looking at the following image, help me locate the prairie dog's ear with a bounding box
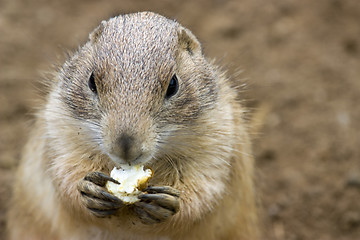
[89,20,106,43]
[178,27,202,55]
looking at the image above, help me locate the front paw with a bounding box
[77,172,124,218]
[134,186,180,224]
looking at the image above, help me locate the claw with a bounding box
[133,206,161,224]
[81,193,123,210]
[78,179,122,203]
[138,193,179,212]
[137,202,173,220]
[134,202,172,223]
[84,171,119,186]
[144,186,180,197]
[134,186,180,224]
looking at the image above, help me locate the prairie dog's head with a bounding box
[50,12,218,166]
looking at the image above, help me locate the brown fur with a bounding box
[7,12,258,240]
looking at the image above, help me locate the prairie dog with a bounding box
[7,12,258,240]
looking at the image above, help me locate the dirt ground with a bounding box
[1,0,359,239]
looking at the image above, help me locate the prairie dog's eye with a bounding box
[165,74,179,98]
[88,72,97,94]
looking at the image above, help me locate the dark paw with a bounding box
[77,172,124,218]
[134,186,180,224]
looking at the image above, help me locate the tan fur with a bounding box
[7,12,258,240]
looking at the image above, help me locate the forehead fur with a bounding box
[94,12,178,88]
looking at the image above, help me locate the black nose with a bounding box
[115,133,142,163]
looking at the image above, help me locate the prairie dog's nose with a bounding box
[114,133,142,163]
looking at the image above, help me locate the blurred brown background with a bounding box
[1,0,359,239]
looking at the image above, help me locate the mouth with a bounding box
[107,152,153,167]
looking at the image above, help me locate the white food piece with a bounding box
[106,165,153,204]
